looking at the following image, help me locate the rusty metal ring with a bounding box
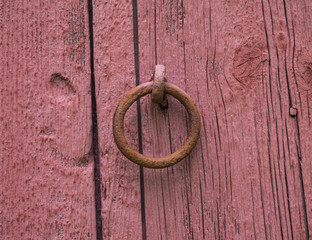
[113,81,200,168]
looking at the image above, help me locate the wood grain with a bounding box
[92,0,142,239]
[2,0,311,239]
[0,1,95,239]
[137,0,312,239]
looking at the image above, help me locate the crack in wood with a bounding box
[87,0,103,239]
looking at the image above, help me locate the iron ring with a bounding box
[113,81,200,168]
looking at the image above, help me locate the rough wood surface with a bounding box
[137,0,312,239]
[92,0,142,238]
[2,0,311,239]
[0,1,95,239]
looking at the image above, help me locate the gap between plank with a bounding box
[132,0,147,239]
[87,0,103,239]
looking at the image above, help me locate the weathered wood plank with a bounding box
[137,0,311,239]
[0,1,95,239]
[92,0,142,238]
[288,1,312,237]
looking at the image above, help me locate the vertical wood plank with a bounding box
[137,0,311,239]
[281,0,312,236]
[92,0,142,239]
[0,0,95,239]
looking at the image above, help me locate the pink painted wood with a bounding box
[135,0,312,239]
[2,0,312,239]
[93,0,142,239]
[0,0,95,239]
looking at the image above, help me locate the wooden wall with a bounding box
[0,0,95,239]
[1,0,311,239]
